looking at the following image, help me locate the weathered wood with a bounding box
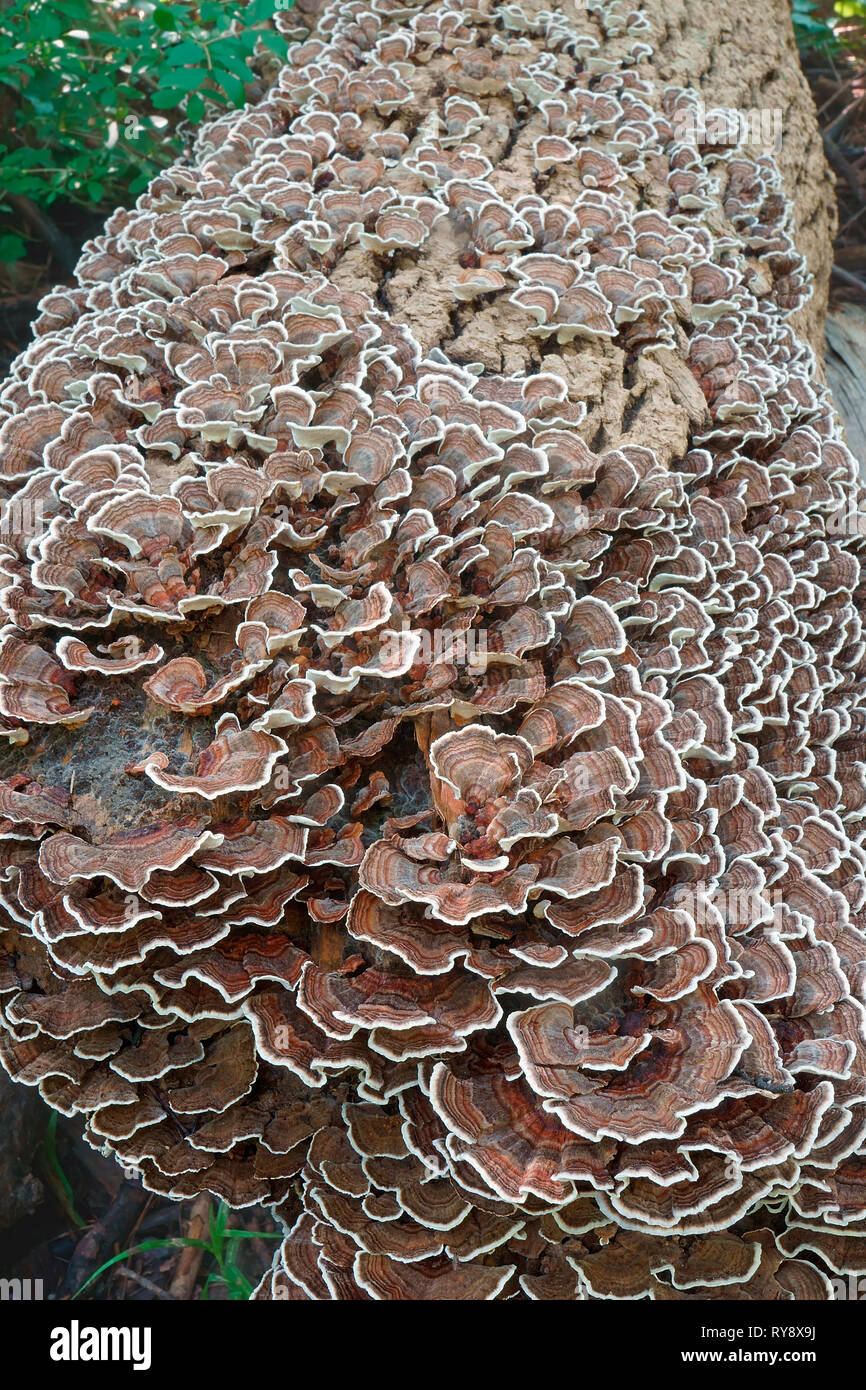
[826,300,866,477]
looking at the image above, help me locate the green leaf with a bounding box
[0,0,286,223]
[151,85,190,109]
[161,65,207,93]
[186,91,206,122]
[73,1237,210,1299]
[210,66,246,104]
[208,41,255,79]
[246,0,283,19]
[210,1201,229,1251]
[258,32,289,56]
[0,232,27,262]
[200,0,231,20]
[164,39,207,66]
[0,58,35,76]
[28,10,65,41]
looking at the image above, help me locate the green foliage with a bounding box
[792,0,839,48]
[72,1200,281,1300]
[792,0,866,52]
[0,0,293,262]
[33,1113,277,1298]
[199,1198,275,1300]
[833,0,866,47]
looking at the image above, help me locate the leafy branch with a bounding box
[0,0,295,264]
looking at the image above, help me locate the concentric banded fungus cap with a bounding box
[0,0,863,1302]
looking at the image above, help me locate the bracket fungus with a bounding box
[0,0,862,1301]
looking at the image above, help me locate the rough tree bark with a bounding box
[318,0,836,448]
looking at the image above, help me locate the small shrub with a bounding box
[0,0,293,265]
[792,0,866,53]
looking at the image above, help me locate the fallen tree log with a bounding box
[826,300,866,475]
[0,0,862,1302]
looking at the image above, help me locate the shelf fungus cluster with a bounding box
[0,0,864,1300]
